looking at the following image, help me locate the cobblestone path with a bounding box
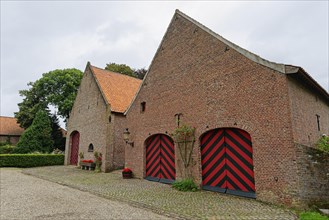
[22,166,297,219]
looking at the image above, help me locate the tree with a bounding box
[105,62,147,79]
[105,63,136,77]
[50,114,66,151]
[15,68,83,128]
[14,110,54,153]
[134,68,147,79]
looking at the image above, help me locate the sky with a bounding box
[1,1,328,124]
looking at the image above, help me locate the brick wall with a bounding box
[0,135,20,145]
[287,76,329,146]
[126,13,301,206]
[65,66,125,171]
[111,113,126,169]
[295,143,329,207]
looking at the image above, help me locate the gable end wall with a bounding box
[126,13,301,206]
[65,67,110,171]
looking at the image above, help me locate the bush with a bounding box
[15,110,53,154]
[299,211,329,220]
[316,135,329,153]
[0,154,64,167]
[0,145,16,154]
[172,179,199,192]
[0,141,10,146]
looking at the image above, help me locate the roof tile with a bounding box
[90,65,142,113]
[0,116,25,136]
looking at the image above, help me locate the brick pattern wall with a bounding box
[0,135,20,145]
[65,67,125,171]
[126,13,301,206]
[111,113,126,169]
[287,76,329,146]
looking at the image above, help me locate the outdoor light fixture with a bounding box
[123,128,134,147]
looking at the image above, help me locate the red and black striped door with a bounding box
[201,128,255,198]
[145,134,176,183]
[70,131,80,165]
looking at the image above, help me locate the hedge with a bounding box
[0,145,16,154]
[0,154,64,167]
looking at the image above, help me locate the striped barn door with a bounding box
[145,134,176,184]
[201,129,227,192]
[201,128,255,198]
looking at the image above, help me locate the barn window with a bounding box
[141,102,146,113]
[88,143,94,152]
[316,114,320,131]
[109,115,112,123]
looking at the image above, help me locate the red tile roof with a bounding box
[90,65,142,113]
[0,116,25,136]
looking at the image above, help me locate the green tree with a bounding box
[15,110,54,153]
[15,68,83,128]
[105,63,136,77]
[105,62,147,79]
[50,114,66,151]
[134,68,147,79]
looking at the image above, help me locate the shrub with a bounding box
[316,135,329,153]
[0,141,11,146]
[0,154,64,167]
[0,145,16,154]
[299,211,329,220]
[172,179,199,192]
[51,148,64,154]
[15,110,53,154]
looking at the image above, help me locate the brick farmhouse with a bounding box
[64,63,141,172]
[0,116,25,145]
[124,10,329,207]
[65,10,328,207]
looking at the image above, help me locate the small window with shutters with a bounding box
[88,143,94,152]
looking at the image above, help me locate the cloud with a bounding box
[1,1,328,119]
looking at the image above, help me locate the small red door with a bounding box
[145,134,175,183]
[70,131,80,165]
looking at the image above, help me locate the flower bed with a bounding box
[80,159,95,170]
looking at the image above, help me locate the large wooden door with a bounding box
[70,131,80,165]
[201,128,255,198]
[145,134,175,183]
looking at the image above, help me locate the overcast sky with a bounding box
[1,1,328,122]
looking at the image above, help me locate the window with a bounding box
[88,143,94,152]
[316,114,320,131]
[141,102,146,113]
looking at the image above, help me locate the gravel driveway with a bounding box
[0,168,171,220]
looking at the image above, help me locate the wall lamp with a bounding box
[123,128,134,147]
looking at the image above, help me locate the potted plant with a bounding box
[122,167,133,179]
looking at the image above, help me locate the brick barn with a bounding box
[64,62,141,172]
[124,10,329,206]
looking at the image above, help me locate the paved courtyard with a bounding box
[4,166,297,219]
[0,168,171,220]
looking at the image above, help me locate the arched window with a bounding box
[88,143,94,152]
